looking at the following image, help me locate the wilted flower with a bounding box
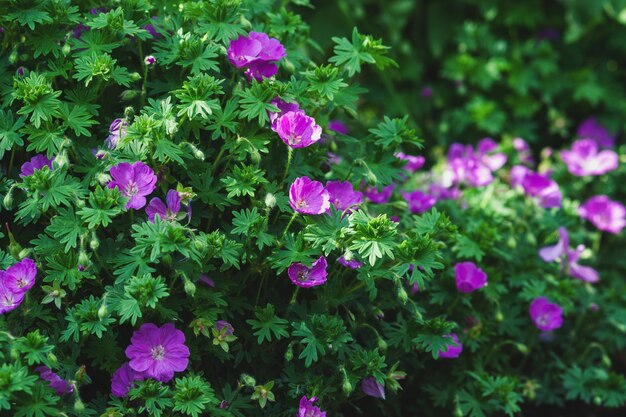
[421,86,433,98]
[272,111,322,148]
[298,396,326,417]
[530,297,563,331]
[401,190,437,214]
[327,152,342,165]
[105,118,128,149]
[576,117,614,148]
[289,177,330,215]
[338,255,363,269]
[125,323,190,382]
[146,190,181,222]
[539,227,599,283]
[395,152,425,172]
[578,195,626,234]
[364,183,394,204]
[328,120,349,135]
[4,257,36,294]
[20,154,54,178]
[454,262,487,293]
[288,256,328,288]
[111,362,145,398]
[560,139,618,176]
[198,275,215,287]
[325,180,363,212]
[361,377,385,399]
[439,333,463,359]
[108,161,157,210]
[36,366,74,396]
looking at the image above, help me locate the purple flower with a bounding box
[428,183,460,200]
[439,333,463,359]
[108,161,157,210]
[421,86,433,98]
[513,167,562,208]
[338,255,363,269]
[446,140,506,187]
[395,152,425,172]
[105,118,128,149]
[364,183,394,204]
[539,227,599,283]
[125,323,190,383]
[577,117,615,148]
[72,23,89,38]
[298,396,326,417]
[16,67,25,76]
[560,139,618,176]
[111,362,145,398]
[579,195,626,234]
[272,111,322,148]
[530,297,563,331]
[328,120,349,135]
[144,55,156,66]
[401,190,437,214]
[361,377,385,399]
[268,97,301,127]
[288,256,328,288]
[477,138,507,172]
[146,190,181,222]
[20,155,53,178]
[454,262,487,293]
[289,177,330,215]
[513,138,534,165]
[4,258,36,294]
[198,275,215,287]
[0,275,25,314]
[244,60,278,82]
[325,181,363,212]
[215,320,235,336]
[36,366,73,396]
[227,32,285,80]
[327,152,342,165]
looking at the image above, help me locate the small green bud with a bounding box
[284,343,293,361]
[184,278,196,297]
[18,248,32,259]
[495,310,504,322]
[241,373,256,387]
[74,398,85,413]
[98,302,108,320]
[75,198,85,208]
[62,43,71,56]
[47,352,58,366]
[78,251,90,267]
[602,354,612,367]
[377,337,388,351]
[96,172,111,185]
[593,396,602,406]
[129,72,142,82]
[515,343,529,355]
[120,90,140,101]
[55,151,69,168]
[264,193,276,209]
[10,348,19,360]
[3,187,13,210]
[250,149,261,164]
[9,50,18,64]
[396,285,408,304]
[342,378,353,395]
[90,233,100,250]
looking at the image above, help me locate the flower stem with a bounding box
[281,147,293,184]
[280,212,298,242]
[289,287,300,305]
[212,147,226,175]
[7,146,16,174]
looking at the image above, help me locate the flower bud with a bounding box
[602,354,612,367]
[264,193,276,209]
[90,233,100,250]
[250,149,261,164]
[372,308,385,320]
[3,186,14,209]
[129,72,142,82]
[96,173,111,185]
[396,285,408,304]
[377,337,387,351]
[78,251,90,267]
[62,43,71,56]
[47,352,58,366]
[74,398,85,413]
[515,343,529,355]
[144,55,156,66]
[284,343,293,361]
[18,248,32,259]
[342,378,353,395]
[55,152,69,168]
[165,119,178,136]
[495,310,504,322]
[120,90,140,101]
[98,302,108,320]
[241,374,256,387]
[184,278,196,297]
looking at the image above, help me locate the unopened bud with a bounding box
[96,173,111,185]
[515,343,529,355]
[98,302,108,320]
[342,378,353,395]
[144,55,156,66]
[124,107,135,119]
[3,190,13,210]
[377,338,387,351]
[241,374,256,387]
[78,251,90,267]
[396,285,408,304]
[284,343,293,361]
[264,193,276,209]
[184,278,196,297]
[74,399,85,413]
[47,352,58,366]
[90,233,100,250]
[62,43,71,56]
[495,310,504,322]
[129,72,141,82]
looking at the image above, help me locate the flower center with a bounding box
[288,134,302,145]
[150,345,166,360]
[296,270,309,282]
[124,181,139,197]
[16,277,28,288]
[166,210,177,221]
[296,199,307,209]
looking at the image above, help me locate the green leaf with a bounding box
[246,304,290,344]
[0,110,25,159]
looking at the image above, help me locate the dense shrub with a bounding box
[0,1,625,417]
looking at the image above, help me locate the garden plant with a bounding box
[1,0,626,416]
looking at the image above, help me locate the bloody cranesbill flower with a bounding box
[298,396,326,417]
[215,320,235,336]
[227,32,285,81]
[576,117,615,148]
[338,255,363,269]
[146,190,181,222]
[439,333,463,359]
[272,111,322,148]
[325,180,363,212]
[511,166,562,209]
[0,275,25,314]
[578,195,626,234]
[108,161,157,210]
[288,256,328,288]
[4,257,36,294]
[245,60,278,82]
[111,362,145,397]
[36,366,74,396]
[539,227,599,283]
[364,183,394,204]
[530,297,563,331]
[361,377,386,399]
[401,190,437,214]
[20,154,53,178]
[428,183,460,201]
[125,323,190,382]
[328,120,349,135]
[289,177,330,215]
[560,139,618,176]
[395,152,425,172]
[105,118,128,149]
[454,262,487,293]
[268,97,301,127]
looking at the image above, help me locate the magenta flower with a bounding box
[328,120,349,135]
[361,377,385,399]
[401,190,437,214]
[454,262,487,293]
[272,111,322,148]
[338,255,363,269]
[245,60,278,82]
[108,161,157,210]
[325,181,363,212]
[4,257,36,294]
[215,320,235,336]
[268,97,301,127]
[227,32,285,81]
[364,183,394,204]
[577,117,615,148]
[36,366,74,396]
[125,323,190,383]
[146,190,181,222]
[327,152,342,165]
[513,137,534,165]
[512,167,562,209]
[298,396,326,417]
[560,139,618,176]
[530,297,563,331]
[144,55,156,66]
[579,195,626,234]
[111,362,145,397]
[288,256,328,288]
[20,155,53,178]
[0,276,25,314]
[446,140,506,187]
[395,152,425,172]
[428,183,460,201]
[476,138,507,172]
[439,333,463,359]
[289,177,330,215]
[105,118,128,149]
[539,227,599,283]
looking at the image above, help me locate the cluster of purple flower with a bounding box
[0,258,37,314]
[227,32,286,81]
